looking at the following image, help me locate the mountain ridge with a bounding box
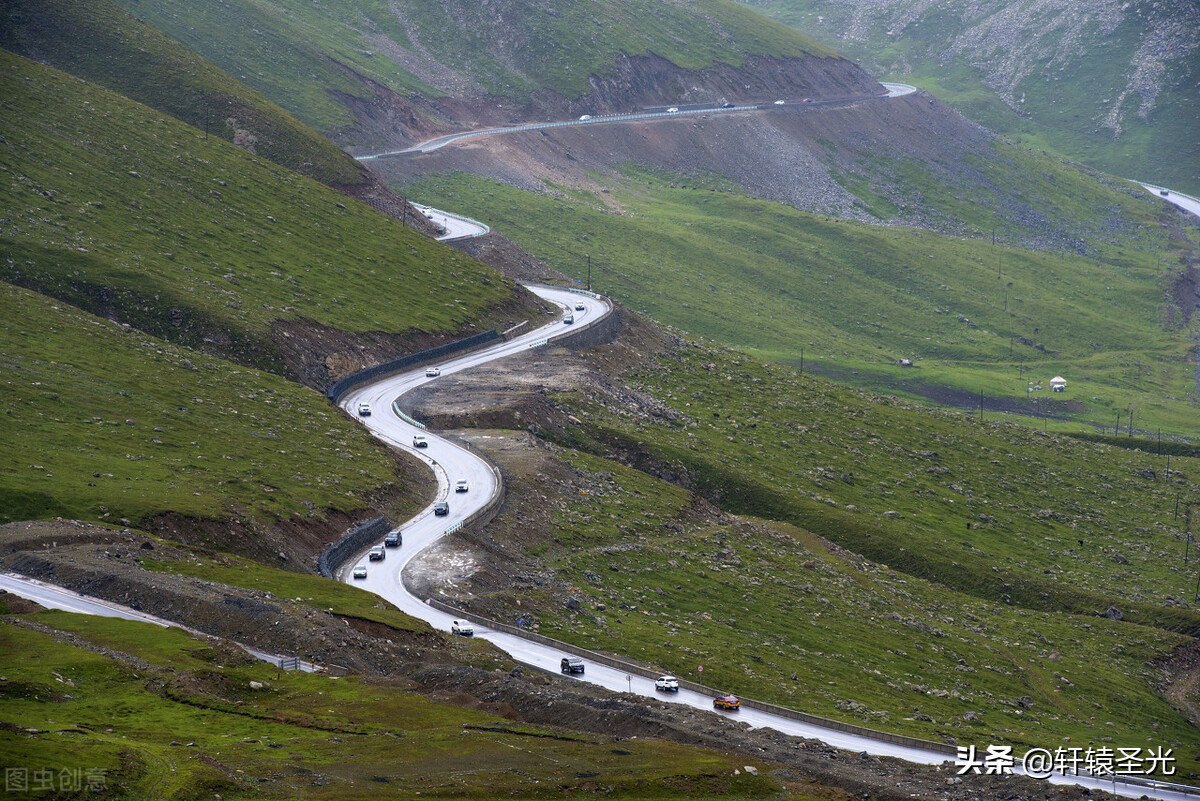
[738,0,1200,195]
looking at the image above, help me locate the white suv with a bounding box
[655,675,679,692]
[451,620,474,636]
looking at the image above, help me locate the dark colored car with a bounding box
[433,501,449,516]
[384,530,402,548]
[560,657,585,674]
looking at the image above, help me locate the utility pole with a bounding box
[1186,504,1193,566]
[587,254,591,292]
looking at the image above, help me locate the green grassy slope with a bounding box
[0,612,784,799]
[553,343,1200,633]
[109,0,427,134]
[512,446,1196,777]
[386,0,833,97]
[738,0,1200,197]
[0,281,397,527]
[407,169,1200,437]
[0,0,368,187]
[110,0,833,132]
[0,50,524,377]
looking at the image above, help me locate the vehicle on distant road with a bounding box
[454,479,469,493]
[667,107,678,113]
[1160,189,1170,196]
[561,657,586,674]
[357,402,371,416]
[574,302,585,311]
[713,694,741,710]
[802,98,813,104]
[433,501,449,516]
[352,564,368,580]
[368,546,385,561]
[413,434,428,448]
[655,675,680,692]
[451,620,474,636]
[384,530,402,548]
[425,367,441,377]
[563,314,574,325]
[774,100,785,105]
[721,102,734,108]
[579,114,592,121]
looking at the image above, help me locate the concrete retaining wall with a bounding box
[317,516,392,579]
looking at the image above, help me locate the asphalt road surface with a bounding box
[335,286,1197,800]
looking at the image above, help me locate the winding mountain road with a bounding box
[333,283,1198,800]
[4,77,1197,796]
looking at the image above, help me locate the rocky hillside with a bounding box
[738,0,1200,194]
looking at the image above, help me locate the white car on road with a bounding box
[655,675,680,692]
[425,367,441,377]
[451,620,474,636]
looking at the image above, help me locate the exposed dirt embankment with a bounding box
[342,52,882,151]
[414,666,1109,801]
[572,53,881,116]
[2,517,1117,800]
[0,520,451,675]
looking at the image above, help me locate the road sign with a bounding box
[697,664,704,673]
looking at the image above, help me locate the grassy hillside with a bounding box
[0,281,398,527]
[110,0,834,132]
[0,0,368,186]
[407,168,1200,437]
[553,342,1200,631]
[0,50,529,378]
[738,0,1200,197]
[511,445,1196,777]
[0,611,784,799]
[383,0,833,97]
[434,336,1200,777]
